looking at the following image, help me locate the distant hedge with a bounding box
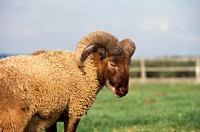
[0,54,9,59]
[0,54,17,59]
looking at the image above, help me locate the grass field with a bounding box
[56,83,200,132]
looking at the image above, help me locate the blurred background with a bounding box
[0,0,199,58]
[0,1,200,131]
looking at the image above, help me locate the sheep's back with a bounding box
[0,51,74,117]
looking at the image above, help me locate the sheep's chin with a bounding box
[105,80,121,98]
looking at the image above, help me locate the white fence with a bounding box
[129,57,200,84]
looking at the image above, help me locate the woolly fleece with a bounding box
[0,50,101,131]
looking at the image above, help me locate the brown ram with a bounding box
[0,31,135,132]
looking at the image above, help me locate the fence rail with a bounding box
[130,57,200,84]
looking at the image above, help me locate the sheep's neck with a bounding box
[92,53,106,87]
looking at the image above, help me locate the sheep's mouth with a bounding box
[105,80,126,98]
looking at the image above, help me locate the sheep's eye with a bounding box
[109,61,116,67]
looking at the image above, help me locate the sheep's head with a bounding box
[75,31,136,98]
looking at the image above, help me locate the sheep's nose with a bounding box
[119,88,128,96]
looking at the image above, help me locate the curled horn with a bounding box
[119,38,136,57]
[75,31,123,67]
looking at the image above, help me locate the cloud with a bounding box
[0,13,39,39]
[176,34,200,42]
[176,22,186,31]
[172,21,200,42]
[139,17,170,33]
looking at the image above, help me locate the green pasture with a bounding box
[56,83,200,132]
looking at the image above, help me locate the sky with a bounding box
[0,0,200,59]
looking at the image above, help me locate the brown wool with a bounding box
[0,50,101,131]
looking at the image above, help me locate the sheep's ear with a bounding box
[97,48,107,60]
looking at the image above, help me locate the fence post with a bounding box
[140,57,146,83]
[195,57,200,84]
